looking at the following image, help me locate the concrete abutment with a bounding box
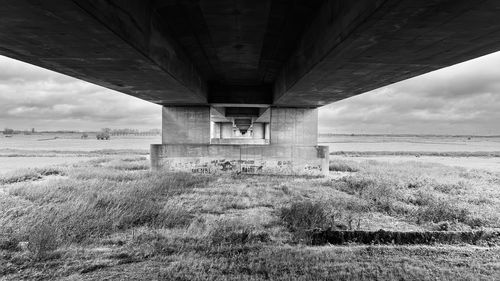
[151,106,329,175]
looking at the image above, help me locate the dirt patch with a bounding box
[309,229,500,245]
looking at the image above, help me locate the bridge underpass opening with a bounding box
[210,106,270,145]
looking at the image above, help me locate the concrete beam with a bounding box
[274,0,500,107]
[0,0,207,105]
[225,107,261,118]
[255,108,271,123]
[208,84,272,106]
[5,1,500,108]
[210,107,230,123]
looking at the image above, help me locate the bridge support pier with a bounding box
[151,106,329,175]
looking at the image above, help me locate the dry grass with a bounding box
[325,158,500,231]
[0,167,66,184]
[332,150,500,157]
[1,156,499,280]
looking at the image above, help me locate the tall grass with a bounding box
[1,156,500,279]
[207,218,270,246]
[329,160,359,172]
[279,201,334,242]
[0,167,66,184]
[2,170,210,246]
[325,159,499,229]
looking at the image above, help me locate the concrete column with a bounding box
[221,122,233,138]
[150,144,162,170]
[211,122,221,139]
[270,108,318,146]
[264,123,270,140]
[162,106,210,144]
[252,123,265,139]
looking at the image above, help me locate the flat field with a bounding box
[321,134,500,172]
[320,134,500,152]
[1,154,499,280]
[0,134,158,173]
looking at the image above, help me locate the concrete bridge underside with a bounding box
[1,0,500,174]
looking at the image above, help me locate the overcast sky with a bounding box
[1,52,500,134]
[319,51,500,135]
[0,55,161,131]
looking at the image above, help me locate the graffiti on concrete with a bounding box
[151,144,328,175]
[241,164,263,173]
[160,157,323,175]
[304,164,321,171]
[211,159,236,171]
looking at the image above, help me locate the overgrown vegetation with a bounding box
[1,156,499,280]
[326,159,500,231]
[3,172,209,245]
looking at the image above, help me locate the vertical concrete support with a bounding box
[270,108,318,145]
[162,106,210,144]
[211,122,221,139]
[150,144,162,171]
[221,122,233,138]
[252,123,265,139]
[264,123,270,140]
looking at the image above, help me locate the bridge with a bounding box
[1,0,500,174]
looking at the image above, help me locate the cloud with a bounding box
[0,55,161,131]
[2,48,500,135]
[319,51,500,135]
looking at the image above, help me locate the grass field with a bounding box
[1,155,499,280]
[0,134,155,173]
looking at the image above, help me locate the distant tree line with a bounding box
[105,128,161,136]
[3,128,14,135]
[2,127,160,136]
[2,128,37,135]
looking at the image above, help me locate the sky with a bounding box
[0,55,161,131]
[319,51,500,135]
[1,52,500,134]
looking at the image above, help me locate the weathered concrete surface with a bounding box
[211,122,222,139]
[270,108,318,145]
[274,0,500,106]
[162,107,210,144]
[0,0,206,105]
[220,123,234,139]
[150,144,329,175]
[252,123,266,139]
[2,1,500,107]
